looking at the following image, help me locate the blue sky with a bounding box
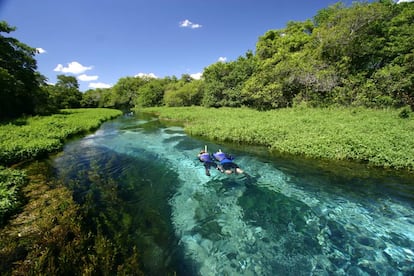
[0,0,386,91]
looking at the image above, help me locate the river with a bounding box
[51,112,414,275]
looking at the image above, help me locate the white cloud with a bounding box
[218,56,227,62]
[78,74,99,82]
[397,0,413,3]
[135,72,158,79]
[190,72,202,80]
[88,82,112,89]
[36,48,46,54]
[54,61,93,74]
[179,19,202,29]
[190,23,202,29]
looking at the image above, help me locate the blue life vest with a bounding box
[220,158,232,164]
[213,152,226,161]
[199,152,211,162]
[214,152,233,164]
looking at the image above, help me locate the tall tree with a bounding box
[0,21,44,118]
[164,76,203,107]
[50,75,82,108]
[202,51,256,107]
[111,76,145,109]
[245,21,315,109]
[135,78,168,107]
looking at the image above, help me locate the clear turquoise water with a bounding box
[52,113,414,275]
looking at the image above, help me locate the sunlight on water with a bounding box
[54,115,414,275]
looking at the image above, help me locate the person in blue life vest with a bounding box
[213,149,244,175]
[198,149,218,176]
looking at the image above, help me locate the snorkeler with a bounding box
[197,147,218,176]
[213,149,244,174]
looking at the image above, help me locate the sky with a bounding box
[1,0,405,91]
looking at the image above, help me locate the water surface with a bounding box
[53,113,414,275]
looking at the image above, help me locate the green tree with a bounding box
[135,78,168,107]
[244,21,315,109]
[312,0,413,108]
[202,52,256,107]
[50,75,82,108]
[244,0,413,109]
[0,21,44,118]
[81,88,101,107]
[111,76,145,109]
[164,76,203,107]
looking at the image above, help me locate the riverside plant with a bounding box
[141,106,414,171]
[0,108,122,165]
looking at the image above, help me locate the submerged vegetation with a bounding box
[0,161,145,275]
[0,108,121,211]
[142,106,414,171]
[0,108,174,274]
[0,108,147,275]
[0,167,27,226]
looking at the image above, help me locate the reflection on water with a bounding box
[52,113,414,275]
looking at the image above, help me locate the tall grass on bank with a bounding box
[141,106,414,170]
[0,108,122,166]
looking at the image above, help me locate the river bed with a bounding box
[51,113,414,275]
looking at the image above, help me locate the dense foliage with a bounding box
[2,1,412,116]
[142,106,414,171]
[0,21,94,119]
[82,74,202,109]
[0,21,45,118]
[204,0,414,110]
[46,75,83,109]
[82,0,413,111]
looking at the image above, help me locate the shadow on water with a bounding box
[49,112,414,275]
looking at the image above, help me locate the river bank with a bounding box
[1,108,122,224]
[1,110,413,274]
[0,108,147,274]
[0,108,122,166]
[140,106,414,172]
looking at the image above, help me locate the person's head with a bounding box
[199,150,206,154]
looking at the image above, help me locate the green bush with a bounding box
[398,106,411,119]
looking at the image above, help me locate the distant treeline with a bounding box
[1,0,413,119]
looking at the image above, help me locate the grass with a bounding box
[0,108,122,166]
[140,106,414,171]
